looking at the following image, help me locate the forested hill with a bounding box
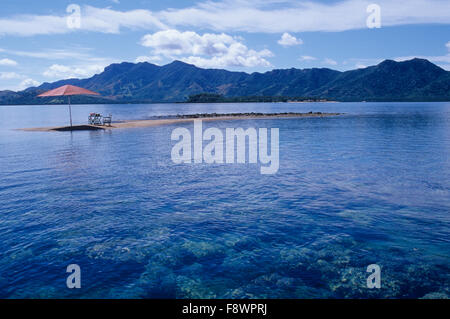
[1,58,449,105]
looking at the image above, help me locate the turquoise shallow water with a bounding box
[0,102,449,298]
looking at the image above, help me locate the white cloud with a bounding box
[323,58,338,66]
[278,33,303,47]
[0,5,166,37]
[140,29,273,68]
[300,55,317,61]
[0,1,449,37]
[141,30,236,56]
[80,6,167,34]
[19,78,40,89]
[43,64,106,79]
[159,0,450,33]
[0,48,117,68]
[0,72,22,79]
[135,55,162,64]
[0,58,18,66]
[2,48,118,75]
[181,47,273,68]
[341,58,383,69]
[0,72,36,91]
[446,41,450,51]
[5,48,92,60]
[0,15,68,37]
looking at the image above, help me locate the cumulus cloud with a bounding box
[278,33,303,47]
[140,29,273,68]
[323,58,338,66]
[141,30,236,56]
[19,78,40,89]
[43,64,106,79]
[0,58,18,66]
[0,71,39,90]
[181,47,273,68]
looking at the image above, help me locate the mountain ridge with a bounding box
[1,58,449,104]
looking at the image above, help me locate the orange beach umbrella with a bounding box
[38,85,100,128]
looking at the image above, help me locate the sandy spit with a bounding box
[19,112,342,132]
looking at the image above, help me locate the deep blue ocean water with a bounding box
[0,102,449,298]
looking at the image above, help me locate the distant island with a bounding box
[1,58,449,105]
[185,93,331,103]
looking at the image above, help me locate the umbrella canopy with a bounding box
[38,85,100,97]
[37,85,100,128]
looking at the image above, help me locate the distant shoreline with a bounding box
[6,100,450,107]
[1,100,339,106]
[19,112,343,132]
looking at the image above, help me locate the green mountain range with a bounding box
[0,58,449,105]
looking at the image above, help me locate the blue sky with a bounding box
[0,0,449,91]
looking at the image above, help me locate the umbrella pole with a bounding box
[68,96,73,128]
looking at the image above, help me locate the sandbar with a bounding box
[19,112,342,132]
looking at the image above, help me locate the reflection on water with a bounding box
[0,102,449,298]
